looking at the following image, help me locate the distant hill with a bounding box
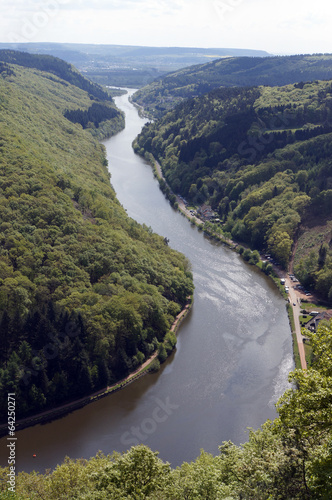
[132,54,332,118]
[0,42,270,87]
[135,79,332,301]
[0,49,113,102]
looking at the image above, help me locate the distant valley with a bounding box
[0,46,331,499]
[132,53,332,117]
[0,42,270,88]
[134,59,332,303]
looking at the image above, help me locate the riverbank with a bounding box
[1,90,293,471]
[138,150,241,249]
[128,95,151,119]
[0,298,192,438]
[138,150,311,371]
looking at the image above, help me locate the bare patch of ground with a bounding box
[293,215,332,269]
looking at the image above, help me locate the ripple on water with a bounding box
[268,353,295,408]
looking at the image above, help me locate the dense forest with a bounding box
[1,317,331,498]
[135,80,332,301]
[0,50,113,102]
[132,54,332,118]
[0,50,331,499]
[63,102,123,138]
[0,55,193,420]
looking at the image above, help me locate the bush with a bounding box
[243,249,252,261]
[158,344,168,363]
[164,331,177,354]
[250,250,260,264]
[263,262,273,275]
[149,358,161,372]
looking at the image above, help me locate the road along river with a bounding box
[0,89,294,473]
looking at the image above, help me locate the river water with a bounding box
[0,89,294,473]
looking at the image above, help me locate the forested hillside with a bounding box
[132,54,332,118]
[0,50,113,102]
[0,57,193,420]
[1,317,331,498]
[135,80,332,300]
[0,42,270,88]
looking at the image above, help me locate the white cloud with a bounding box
[0,0,331,54]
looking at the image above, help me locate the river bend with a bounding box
[0,89,294,472]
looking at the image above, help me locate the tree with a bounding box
[250,250,260,264]
[0,59,194,422]
[318,243,329,269]
[262,261,273,275]
[158,343,167,363]
[169,449,231,499]
[94,445,171,499]
[296,170,308,191]
[315,269,332,298]
[267,230,292,267]
[0,311,10,364]
[218,423,312,499]
[275,321,332,497]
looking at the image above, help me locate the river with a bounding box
[0,89,294,473]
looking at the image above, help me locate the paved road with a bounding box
[154,158,307,370]
[176,197,203,225]
[285,276,307,370]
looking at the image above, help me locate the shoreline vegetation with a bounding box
[129,95,151,119]
[135,148,316,371]
[0,296,193,438]
[1,60,331,499]
[0,57,194,433]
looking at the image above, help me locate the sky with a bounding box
[1,0,332,55]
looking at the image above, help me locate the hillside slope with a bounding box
[0,59,193,420]
[0,49,113,102]
[135,80,332,300]
[132,54,332,118]
[0,42,270,87]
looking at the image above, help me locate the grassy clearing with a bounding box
[293,220,332,269]
[304,341,314,367]
[299,314,314,326]
[292,333,301,370]
[287,304,295,333]
[301,301,329,311]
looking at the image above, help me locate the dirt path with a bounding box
[154,160,164,180]
[0,300,192,436]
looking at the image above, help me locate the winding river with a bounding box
[0,89,294,473]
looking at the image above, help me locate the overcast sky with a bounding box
[1,0,331,55]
